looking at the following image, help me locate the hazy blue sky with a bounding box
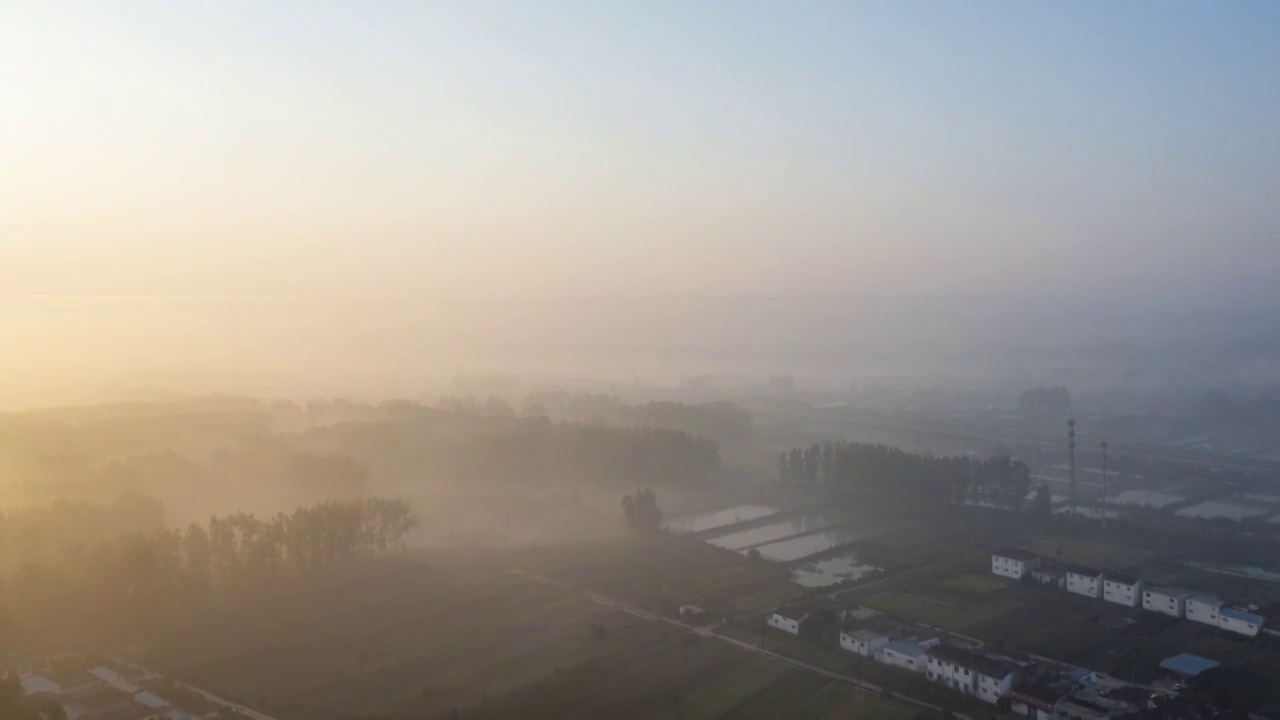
[5,1,1278,302]
[3,2,1280,405]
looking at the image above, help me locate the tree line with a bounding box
[776,441,1031,510]
[0,496,416,650]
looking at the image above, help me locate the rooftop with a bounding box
[1103,573,1140,586]
[994,547,1041,561]
[1146,586,1194,599]
[1158,653,1220,678]
[1065,563,1103,577]
[1188,593,1223,607]
[927,645,1017,678]
[883,640,927,658]
[1221,606,1263,624]
[844,628,889,641]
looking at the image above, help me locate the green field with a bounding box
[858,590,1024,632]
[1020,535,1155,571]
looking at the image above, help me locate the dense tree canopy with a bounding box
[775,441,1031,510]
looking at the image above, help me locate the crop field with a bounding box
[144,552,676,720]
[517,534,802,616]
[1020,535,1156,571]
[475,634,919,720]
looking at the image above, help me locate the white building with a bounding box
[925,645,1019,704]
[1220,607,1264,637]
[1031,564,1066,589]
[1101,575,1144,607]
[767,607,808,635]
[1065,565,1103,599]
[875,639,934,673]
[991,548,1041,580]
[840,629,890,657]
[1142,587,1192,618]
[1185,594,1223,627]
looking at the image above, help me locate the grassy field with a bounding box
[1020,535,1155,571]
[515,533,803,617]
[475,631,920,720]
[145,550,677,719]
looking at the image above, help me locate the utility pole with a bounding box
[1068,419,1077,524]
[1100,439,1108,530]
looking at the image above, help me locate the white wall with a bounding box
[768,614,800,635]
[1067,574,1101,598]
[1186,598,1221,626]
[840,633,888,656]
[1102,580,1142,607]
[1142,591,1185,618]
[877,648,925,673]
[1220,614,1262,637]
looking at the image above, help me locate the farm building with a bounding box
[924,645,1019,704]
[1219,607,1263,637]
[1065,565,1103,599]
[875,638,937,673]
[991,548,1041,580]
[1101,574,1144,607]
[1143,587,1192,618]
[1158,653,1219,679]
[1030,564,1066,589]
[1012,683,1065,720]
[1185,594,1222,626]
[839,628,890,657]
[1054,690,1133,720]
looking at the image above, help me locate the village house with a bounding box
[1012,683,1066,720]
[1054,690,1133,720]
[1101,574,1144,607]
[839,628,890,657]
[924,645,1020,703]
[1065,565,1104,599]
[1143,587,1193,618]
[1184,594,1223,627]
[992,548,1042,580]
[874,638,938,673]
[767,603,815,635]
[1031,564,1067,589]
[1219,607,1264,637]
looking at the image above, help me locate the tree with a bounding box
[1031,483,1053,522]
[621,489,663,533]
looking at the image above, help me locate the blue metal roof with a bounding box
[884,640,926,658]
[1159,653,1220,677]
[1221,607,1263,624]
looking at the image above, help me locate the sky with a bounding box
[2,2,1280,403]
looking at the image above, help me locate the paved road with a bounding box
[109,658,278,720]
[508,569,970,720]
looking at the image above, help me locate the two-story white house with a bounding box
[925,645,1019,704]
[991,548,1042,580]
[1142,586,1192,618]
[1065,565,1104,599]
[1219,607,1264,637]
[1185,593,1223,627]
[840,628,890,657]
[875,638,938,673]
[1101,574,1144,607]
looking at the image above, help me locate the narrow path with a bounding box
[108,657,279,720]
[508,569,970,720]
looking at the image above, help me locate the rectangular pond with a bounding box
[1175,501,1270,520]
[706,511,846,550]
[1108,490,1185,508]
[752,518,901,562]
[791,553,879,588]
[665,504,779,534]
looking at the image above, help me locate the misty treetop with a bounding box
[775,441,1031,510]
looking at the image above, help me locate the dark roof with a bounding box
[1012,684,1065,711]
[927,645,1017,678]
[1221,606,1264,624]
[994,547,1041,562]
[1103,572,1140,586]
[1065,563,1103,577]
[775,599,828,620]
